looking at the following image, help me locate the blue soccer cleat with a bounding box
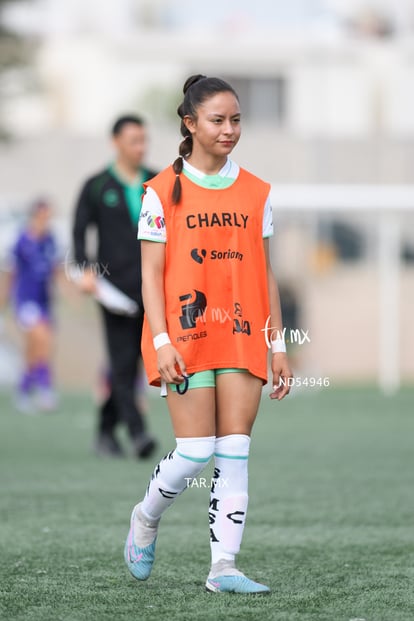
[124,504,159,581]
[205,560,270,594]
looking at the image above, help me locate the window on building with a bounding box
[223,76,287,125]
[401,241,414,264]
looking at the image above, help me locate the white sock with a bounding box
[140,436,215,521]
[209,434,250,566]
[133,504,160,547]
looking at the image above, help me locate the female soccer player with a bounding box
[9,198,59,412]
[124,75,293,594]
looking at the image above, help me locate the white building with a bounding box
[3,0,414,139]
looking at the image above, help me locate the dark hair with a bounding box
[172,75,239,204]
[30,197,51,216]
[111,114,145,136]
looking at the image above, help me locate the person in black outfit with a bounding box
[73,115,157,458]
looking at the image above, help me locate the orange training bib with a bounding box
[141,166,271,386]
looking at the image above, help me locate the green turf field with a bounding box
[1,387,414,621]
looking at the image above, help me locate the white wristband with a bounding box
[153,332,171,351]
[271,338,286,354]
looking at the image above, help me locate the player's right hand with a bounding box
[157,344,187,385]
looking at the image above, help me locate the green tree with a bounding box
[0,0,36,138]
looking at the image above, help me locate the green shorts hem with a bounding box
[169,368,247,392]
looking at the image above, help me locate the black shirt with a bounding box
[72,166,157,305]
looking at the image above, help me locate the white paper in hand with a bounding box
[94,278,140,316]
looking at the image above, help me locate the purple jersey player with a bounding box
[10,199,59,412]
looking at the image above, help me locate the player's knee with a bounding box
[215,433,251,457]
[175,435,215,475]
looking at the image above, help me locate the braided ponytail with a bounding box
[172,133,192,204]
[172,77,204,204]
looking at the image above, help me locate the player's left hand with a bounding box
[270,353,293,401]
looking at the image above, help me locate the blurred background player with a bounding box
[6,198,59,413]
[72,114,157,459]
